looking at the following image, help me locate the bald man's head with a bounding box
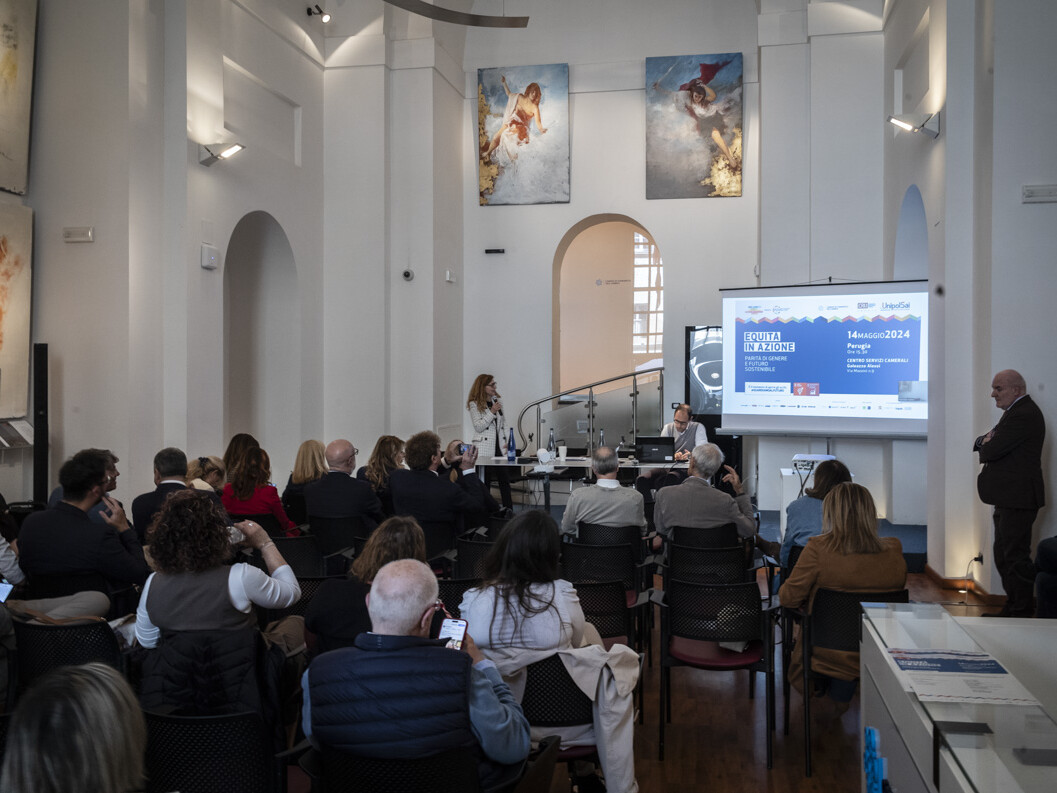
[325,439,356,473]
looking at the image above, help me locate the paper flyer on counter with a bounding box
[887,648,1039,706]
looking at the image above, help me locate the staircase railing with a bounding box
[515,367,665,455]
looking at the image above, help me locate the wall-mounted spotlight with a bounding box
[199,142,246,167]
[886,112,940,139]
[307,4,331,23]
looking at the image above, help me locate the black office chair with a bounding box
[519,654,598,785]
[663,544,752,585]
[437,578,481,619]
[657,579,776,766]
[234,513,285,538]
[793,587,909,777]
[143,709,279,793]
[258,575,342,627]
[670,522,740,549]
[262,535,327,578]
[308,515,370,557]
[455,534,494,580]
[10,619,124,698]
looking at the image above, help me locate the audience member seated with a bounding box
[187,454,226,492]
[304,439,385,528]
[779,482,907,704]
[1035,535,1057,618]
[46,448,123,525]
[390,431,490,559]
[439,439,503,527]
[135,491,303,714]
[131,446,204,544]
[653,442,755,542]
[560,446,646,539]
[0,662,146,793]
[305,515,428,656]
[222,446,299,537]
[20,449,149,600]
[222,432,260,484]
[303,558,531,790]
[768,459,852,566]
[282,439,328,524]
[356,434,405,517]
[460,511,640,793]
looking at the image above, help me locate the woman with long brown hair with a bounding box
[356,435,405,517]
[467,373,513,510]
[778,482,907,702]
[221,446,298,536]
[304,515,427,655]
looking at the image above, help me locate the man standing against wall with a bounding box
[974,369,1045,617]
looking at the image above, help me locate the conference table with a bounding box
[478,455,688,511]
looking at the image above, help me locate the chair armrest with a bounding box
[649,589,666,607]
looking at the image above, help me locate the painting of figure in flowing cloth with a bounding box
[0,202,31,418]
[646,53,743,198]
[478,63,569,206]
[0,0,37,195]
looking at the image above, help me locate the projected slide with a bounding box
[720,284,928,436]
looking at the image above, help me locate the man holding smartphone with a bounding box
[302,559,530,789]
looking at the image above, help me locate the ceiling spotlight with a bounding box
[886,112,940,139]
[199,142,246,167]
[307,4,331,23]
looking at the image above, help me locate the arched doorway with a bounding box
[223,211,300,477]
[552,215,664,393]
[894,185,928,280]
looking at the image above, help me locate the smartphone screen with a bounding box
[438,618,468,651]
[0,582,13,603]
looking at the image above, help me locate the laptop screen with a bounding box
[636,435,675,463]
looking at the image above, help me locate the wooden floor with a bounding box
[543,572,994,793]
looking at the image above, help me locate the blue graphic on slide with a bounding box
[735,316,921,395]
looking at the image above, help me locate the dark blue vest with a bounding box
[309,633,477,759]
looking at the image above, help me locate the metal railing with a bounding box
[515,367,665,455]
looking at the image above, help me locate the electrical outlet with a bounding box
[973,553,983,564]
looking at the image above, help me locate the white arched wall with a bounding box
[223,212,301,479]
[554,216,662,393]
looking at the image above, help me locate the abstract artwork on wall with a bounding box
[0,201,31,418]
[477,63,569,206]
[0,0,37,195]
[646,53,743,199]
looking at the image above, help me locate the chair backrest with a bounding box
[317,745,482,793]
[143,709,275,793]
[560,542,636,592]
[667,544,749,585]
[235,513,284,538]
[576,522,649,566]
[782,543,806,581]
[665,579,763,644]
[455,536,493,580]
[573,580,631,645]
[283,491,308,526]
[520,654,593,728]
[266,535,326,577]
[21,571,110,600]
[808,588,909,652]
[671,522,739,549]
[259,576,338,625]
[309,515,369,556]
[11,619,123,692]
[511,734,561,793]
[437,578,480,619]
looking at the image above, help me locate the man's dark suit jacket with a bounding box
[389,468,489,558]
[975,394,1046,509]
[304,472,386,525]
[18,501,150,591]
[132,481,191,544]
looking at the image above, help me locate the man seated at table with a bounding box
[653,442,756,541]
[302,559,530,789]
[561,446,646,539]
[634,404,708,503]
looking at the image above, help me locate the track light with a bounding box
[886,112,940,139]
[307,4,331,23]
[198,142,246,167]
